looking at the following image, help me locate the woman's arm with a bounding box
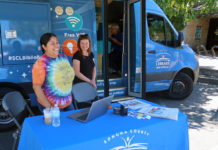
[92,67,96,81]
[33,84,51,108]
[90,58,96,88]
[92,58,96,81]
[73,59,92,83]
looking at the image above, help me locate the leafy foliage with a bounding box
[154,0,217,31]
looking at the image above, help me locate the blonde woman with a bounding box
[72,34,96,88]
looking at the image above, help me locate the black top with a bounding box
[110,32,123,52]
[72,51,95,84]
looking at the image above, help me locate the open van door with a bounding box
[127,0,146,98]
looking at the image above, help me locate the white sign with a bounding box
[64,32,85,38]
[156,53,171,69]
[5,30,17,39]
[8,55,40,61]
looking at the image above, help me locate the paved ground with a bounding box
[0,128,14,150]
[146,83,218,150]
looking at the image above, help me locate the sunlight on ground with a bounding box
[202,95,218,110]
[199,56,218,70]
[189,128,218,150]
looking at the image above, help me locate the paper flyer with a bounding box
[119,99,151,110]
[138,106,179,120]
[128,111,151,120]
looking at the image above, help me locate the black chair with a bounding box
[72,82,98,109]
[2,91,34,150]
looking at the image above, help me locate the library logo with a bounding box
[103,129,149,150]
[156,53,171,69]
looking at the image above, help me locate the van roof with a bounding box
[146,0,165,15]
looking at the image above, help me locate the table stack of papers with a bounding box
[119,99,179,120]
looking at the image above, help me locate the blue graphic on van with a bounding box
[65,13,83,31]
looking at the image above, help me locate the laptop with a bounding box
[68,95,114,123]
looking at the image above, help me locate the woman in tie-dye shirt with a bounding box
[32,33,75,112]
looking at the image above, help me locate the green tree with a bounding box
[154,0,217,31]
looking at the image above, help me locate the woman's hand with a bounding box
[90,80,97,88]
[33,84,51,108]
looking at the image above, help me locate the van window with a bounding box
[147,14,176,47]
[166,21,175,47]
[147,14,165,45]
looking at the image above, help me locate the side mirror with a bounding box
[177,32,184,47]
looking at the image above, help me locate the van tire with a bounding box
[167,72,193,100]
[0,88,16,131]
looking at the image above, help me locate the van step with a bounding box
[97,78,122,88]
[97,86,127,98]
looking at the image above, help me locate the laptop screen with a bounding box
[69,95,114,122]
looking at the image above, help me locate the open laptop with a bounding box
[68,95,114,123]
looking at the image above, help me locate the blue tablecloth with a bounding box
[18,99,189,150]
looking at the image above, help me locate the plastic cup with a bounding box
[43,108,52,125]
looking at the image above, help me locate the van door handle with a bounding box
[148,50,156,54]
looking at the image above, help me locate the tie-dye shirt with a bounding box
[32,54,74,108]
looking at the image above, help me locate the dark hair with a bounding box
[77,34,92,56]
[40,33,57,54]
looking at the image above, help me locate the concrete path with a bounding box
[146,83,218,150]
[199,55,218,70]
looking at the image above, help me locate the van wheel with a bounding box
[167,72,193,100]
[0,88,16,131]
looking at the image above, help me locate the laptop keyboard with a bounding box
[77,113,88,121]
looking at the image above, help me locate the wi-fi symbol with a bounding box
[65,13,83,31]
[67,16,80,28]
